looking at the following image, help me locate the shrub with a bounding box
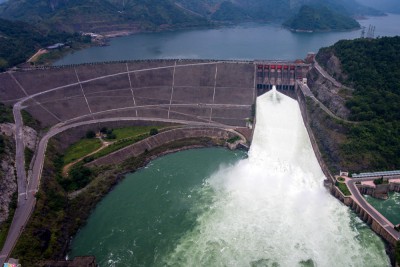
[61,165,92,191]
[150,128,159,136]
[106,132,116,139]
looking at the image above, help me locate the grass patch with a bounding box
[24,147,34,173]
[337,177,345,182]
[92,133,149,160]
[89,126,165,160]
[336,181,351,196]
[106,126,162,141]
[63,138,102,165]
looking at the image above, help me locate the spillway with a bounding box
[164,88,389,266]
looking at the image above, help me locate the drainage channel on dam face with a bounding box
[69,88,389,267]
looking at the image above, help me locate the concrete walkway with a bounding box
[344,176,400,241]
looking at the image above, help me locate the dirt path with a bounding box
[62,139,111,177]
[27,49,48,63]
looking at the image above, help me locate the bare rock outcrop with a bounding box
[0,123,37,223]
[307,66,351,120]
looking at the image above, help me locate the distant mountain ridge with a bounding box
[284,5,361,32]
[0,0,383,33]
[356,0,400,14]
[0,0,209,33]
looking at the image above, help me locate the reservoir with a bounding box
[70,90,390,266]
[54,13,400,65]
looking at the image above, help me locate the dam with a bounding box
[0,59,398,264]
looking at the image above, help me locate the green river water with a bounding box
[365,192,400,225]
[69,148,247,266]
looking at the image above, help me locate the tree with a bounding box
[85,130,96,139]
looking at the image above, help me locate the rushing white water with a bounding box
[164,88,389,266]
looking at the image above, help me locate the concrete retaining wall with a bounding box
[358,182,400,199]
[87,127,238,167]
[295,83,335,184]
[54,120,176,151]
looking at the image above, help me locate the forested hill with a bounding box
[0,0,382,33]
[283,5,360,32]
[0,0,209,33]
[0,19,90,71]
[316,37,400,172]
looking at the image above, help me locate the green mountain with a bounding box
[210,1,249,22]
[0,0,209,33]
[283,5,360,32]
[176,0,383,21]
[0,18,89,71]
[316,36,400,171]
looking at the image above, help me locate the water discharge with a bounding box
[70,88,390,266]
[164,88,389,266]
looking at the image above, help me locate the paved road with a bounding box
[345,177,400,241]
[0,102,30,264]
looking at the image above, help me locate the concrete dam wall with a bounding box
[0,60,257,128]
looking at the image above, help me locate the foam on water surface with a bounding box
[164,88,389,266]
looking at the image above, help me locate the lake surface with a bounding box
[55,13,400,65]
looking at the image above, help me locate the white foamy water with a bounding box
[164,89,389,266]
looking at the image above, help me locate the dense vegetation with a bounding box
[0,18,90,71]
[316,37,400,172]
[0,103,14,123]
[0,0,209,33]
[210,1,249,22]
[284,5,360,32]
